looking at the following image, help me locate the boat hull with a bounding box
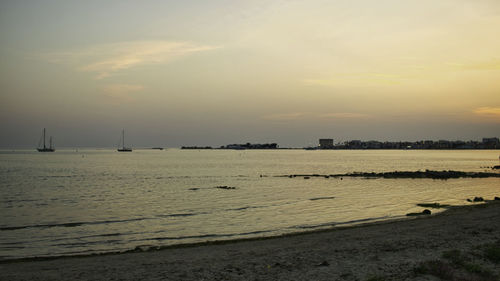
[37,148,55,152]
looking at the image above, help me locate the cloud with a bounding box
[303,73,405,87]
[302,79,337,87]
[43,40,220,79]
[101,83,144,104]
[261,112,307,121]
[261,112,369,121]
[473,106,500,120]
[319,112,370,119]
[448,59,500,71]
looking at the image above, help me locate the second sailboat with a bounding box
[118,129,132,152]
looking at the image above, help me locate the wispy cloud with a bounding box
[473,106,500,120]
[43,40,220,79]
[319,112,370,119]
[448,59,500,71]
[303,73,406,87]
[302,79,337,87]
[261,112,307,121]
[261,112,369,121]
[101,83,144,104]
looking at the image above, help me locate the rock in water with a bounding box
[406,209,432,216]
[316,261,329,267]
[215,186,236,190]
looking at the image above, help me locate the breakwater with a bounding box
[276,170,500,180]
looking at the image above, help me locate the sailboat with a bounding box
[117,129,132,152]
[37,128,55,152]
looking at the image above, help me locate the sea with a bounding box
[0,149,499,260]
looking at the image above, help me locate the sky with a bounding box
[1,0,499,148]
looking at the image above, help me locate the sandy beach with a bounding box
[2,201,499,281]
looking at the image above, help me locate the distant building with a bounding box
[482,137,500,149]
[366,140,382,149]
[482,137,499,144]
[423,140,434,149]
[306,137,499,150]
[438,140,451,149]
[319,138,334,149]
[347,140,362,149]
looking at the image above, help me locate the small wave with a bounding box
[133,229,274,243]
[226,205,265,211]
[292,216,394,230]
[309,196,335,201]
[334,216,392,226]
[0,241,25,245]
[37,175,76,178]
[53,239,123,248]
[156,213,199,218]
[0,217,150,231]
[38,232,129,244]
[150,234,226,241]
[0,246,25,250]
[85,232,123,238]
[293,222,337,229]
[0,199,38,204]
[238,230,272,236]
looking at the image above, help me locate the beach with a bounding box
[2,0,500,280]
[2,201,499,281]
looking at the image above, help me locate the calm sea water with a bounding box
[0,149,499,260]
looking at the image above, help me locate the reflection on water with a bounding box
[0,149,499,259]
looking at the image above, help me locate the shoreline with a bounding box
[0,202,469,264]
[2,201,500,280]
[0,213,403,264]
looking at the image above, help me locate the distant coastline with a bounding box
[1,137,499,151]
[320,137,500,150]
[180,138,500,150]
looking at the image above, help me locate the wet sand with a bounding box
[2,201,500,281]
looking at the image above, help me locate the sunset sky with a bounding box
[1,0,499,148]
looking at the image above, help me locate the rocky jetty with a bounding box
[215,186,236,190]
[417,203,450,208]
[277,170,500,180]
